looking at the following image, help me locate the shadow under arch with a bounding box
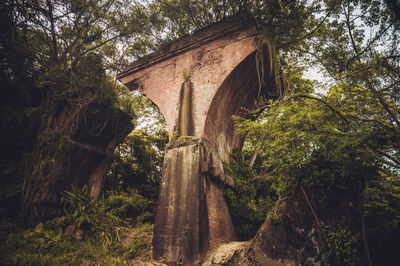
[203,44,282,161]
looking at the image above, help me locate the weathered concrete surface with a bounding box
[200,187,330,266]
[153,137,236,264]
[118,14,283,265]
[118,16,278,146]
[245,186,329,266]
[177,78,194,136]
[153,138,202,263]
[31,102,133,218]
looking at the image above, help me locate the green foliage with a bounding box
[0,184,155,265]
[107,188,154,223]
[0,225,128,265]
[1,0,399,264]
[364,180,400,266]
[106,129,167,203]
[325,223,359,266]
[152,5,400,263]
[55,184,155,241]
[224,150,275,240]
[234,69,397,263]
[151,0,241,38]
[0,0,42,221]
[0,0,167,214]
[235,72,380,193]
[55,185,123,248]
[126,233,151,260]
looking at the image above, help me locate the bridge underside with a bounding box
[118,14,283,265]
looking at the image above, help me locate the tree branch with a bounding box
[46,0,58,63]
[288,93,351,124]
[248,145,260,168]
[344,0,359,55]
[300,0,337,41]
[366,80,400,128]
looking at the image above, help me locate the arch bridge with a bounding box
[118,14,283,265]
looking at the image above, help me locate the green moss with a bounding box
[176,135,196,141]
[172,130,179,141]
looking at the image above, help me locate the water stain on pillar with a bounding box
[117,14,283,265]
[177,76,194,137]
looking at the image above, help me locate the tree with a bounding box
[0,0,168,220]
[1,0,399,263]
[231,1,400,264]
[106,100,167,202]
[144,2,399,263]
[0,1,41,222]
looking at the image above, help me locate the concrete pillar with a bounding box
[117,14,283,264]
[152,138,235,264]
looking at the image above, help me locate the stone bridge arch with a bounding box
[203,45,281,162]
[118,14,283,265]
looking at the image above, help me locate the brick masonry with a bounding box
[118,14,281,264]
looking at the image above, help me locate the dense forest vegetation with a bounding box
[0,0,399,265]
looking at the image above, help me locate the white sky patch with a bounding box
[303,65,335,95]
[303,66,328,82]
[131,90,167,135]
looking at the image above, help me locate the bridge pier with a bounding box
[118,14,283,264]
[153,137,235,264]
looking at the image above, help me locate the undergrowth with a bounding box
[0,186,153,265]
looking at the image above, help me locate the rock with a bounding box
[246,186,329,265]
[28,102,133,219]
[74,228,86,241]
[63,224,87,241]
[63,224,77,237]
[202,241,250,266]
